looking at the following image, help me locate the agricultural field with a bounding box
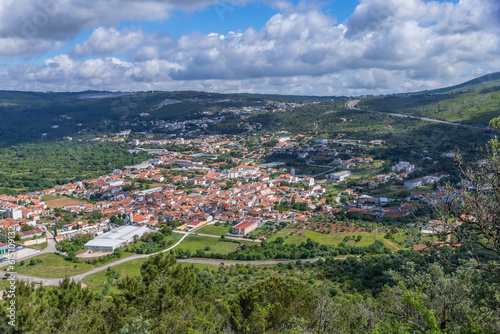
[44,197,86,209]
[306,220,369,234]
[266,227,405,251]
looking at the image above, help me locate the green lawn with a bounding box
[196,223,232,236]
[349,168,380,181]
[13,253,94,278]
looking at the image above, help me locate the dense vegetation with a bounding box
[174,238,391,261]
[0,90,329,146]
[358,72,500,127]
[2,74,500,333]
[0,141,148,194]
[3,250,499,334]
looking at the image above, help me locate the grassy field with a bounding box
[167,232,184,244]
[82,258,147,294]
[41,195,59,200]
[177,235,251,255]
[197,223,232,235]
[82,258,220,295]
[30,242,48,251]
[266,228,401,249]
[13,253,94,278]
[349,168,381,181]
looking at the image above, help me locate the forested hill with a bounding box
[358,72,500,126]
[0,90,333,147]
[1,72,499,146]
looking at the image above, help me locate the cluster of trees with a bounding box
[3,251,500,333]
[56,233,94,253]
[173,238,391,261]
[0,141,148,194]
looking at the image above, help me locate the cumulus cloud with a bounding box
[1,0,500,95]
[0,0,222,39]
[71,27,172,58]
[0,0,226,58]
[0,36,63,58]
[164,0,499,87]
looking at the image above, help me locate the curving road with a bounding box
[0,227,339,287]
[0,229,59,269]
[347,100,491,131]
[0,231,192,286]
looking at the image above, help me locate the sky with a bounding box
[0,0,499,96]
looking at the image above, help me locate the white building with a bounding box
[7,208,22,220]
[326,171,351,182]
[392,161,415,173]
[84,225,150,251]
[404,176,440,189]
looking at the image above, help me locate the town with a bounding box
[0,127,457,262]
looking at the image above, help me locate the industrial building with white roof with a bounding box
[84,225,150,251]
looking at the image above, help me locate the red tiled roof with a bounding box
[234,221,256,229]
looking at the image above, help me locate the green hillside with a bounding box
[0,90,336,147]
[358,72,500,126]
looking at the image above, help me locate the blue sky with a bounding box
[0,0,497,95]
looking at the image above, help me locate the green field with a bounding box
[196,223,232,235]
[177,235,252,255]
[30,242,48,251]
[13,253,94,278]
[41,195,59,200]
[167,232,184,244]
[83,258,219,295]
[82,258,147,294]
[266,228,400,249]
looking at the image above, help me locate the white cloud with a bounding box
[0,0,222,39]
[1,0,500,95]
[0,0,226,58]
[0,36,63,58]
[71,27,172,58]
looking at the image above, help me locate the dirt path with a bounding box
[384,239,401,251]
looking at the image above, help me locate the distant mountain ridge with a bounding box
[359,71,500,127]
[412,71,500,95]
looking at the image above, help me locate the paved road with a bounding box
[0,229,59,269]
[0,232,192,286]
[0,228,336,287]
[347,100,492,131]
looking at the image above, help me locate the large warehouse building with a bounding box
[326,171,351,182]
[84,225,150,251]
